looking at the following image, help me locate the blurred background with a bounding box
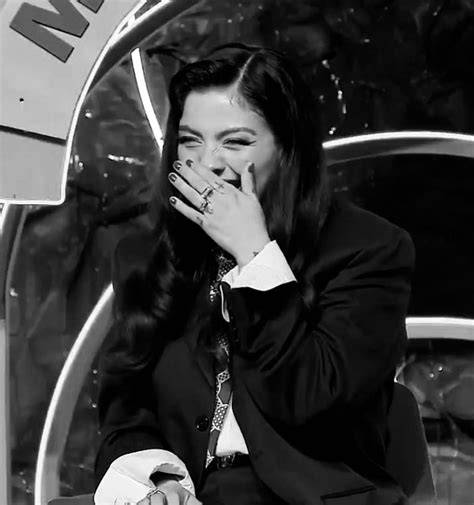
[5,0,474,503]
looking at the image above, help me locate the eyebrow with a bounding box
[178,125,257,139]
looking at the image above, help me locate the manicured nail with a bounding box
[169,197,177,205]
[248,162,255,173]
[168,173,177,182]
[186,159,193,167]
[173,161,182,170]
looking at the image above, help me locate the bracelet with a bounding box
[146,487,167,505]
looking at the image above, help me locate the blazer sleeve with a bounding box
[94,342,167,484]
[94,235,167,484]
[225,227,415,427]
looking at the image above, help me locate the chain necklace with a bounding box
[209,247,237,303]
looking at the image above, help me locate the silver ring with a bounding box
[200,185,215,199]
[198,199,209,212]
[199,199,214,214]
[146,487,167,504]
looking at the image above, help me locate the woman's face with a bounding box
[177,86,280,195]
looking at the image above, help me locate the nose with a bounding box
[198,145,226,173]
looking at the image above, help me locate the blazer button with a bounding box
[228,314,238,341]
[195,415,210,431]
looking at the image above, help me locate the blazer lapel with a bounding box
[188,337,215,388]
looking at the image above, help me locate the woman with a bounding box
[94,44,415,505]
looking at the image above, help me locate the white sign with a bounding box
[0,0,143,203]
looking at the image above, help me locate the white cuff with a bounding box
[94,449,195,505]
[220,240,296,322]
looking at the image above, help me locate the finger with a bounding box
[168,172,207,210]
[163,490,178,505]
[169,197,207,228]
[150,491,167,504]
[173,160,213,195]
[183,493,203,505]
[185,159,235,194]
[240,161,256,196]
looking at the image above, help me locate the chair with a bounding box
[47,384,434,505]
[403,316,474,504]
[386,382,436,502]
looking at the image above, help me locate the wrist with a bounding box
[236,237,271,268]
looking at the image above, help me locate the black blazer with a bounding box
[95,197,415,505]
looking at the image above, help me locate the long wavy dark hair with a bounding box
[107,44,331,374]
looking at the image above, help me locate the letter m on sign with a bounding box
[10,0,91,62]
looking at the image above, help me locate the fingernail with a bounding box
[248,163,255,173]
[168,173,177,182]
[186,159,193,167]
[169,197,177,205]
[173,161,182,170]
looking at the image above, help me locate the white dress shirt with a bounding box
[94,240,296,504]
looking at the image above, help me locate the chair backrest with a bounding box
[386,382,436,501]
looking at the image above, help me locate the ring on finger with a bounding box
[146,487,167,504]
[198,199,211,213]
[198,199,214,214]
[200,185,215,199]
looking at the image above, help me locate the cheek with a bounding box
[177,145,187,161]
[253,146,279,180]
[177,145,200,163]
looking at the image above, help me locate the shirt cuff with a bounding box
[219,240,296,322]
[94,449,195,505]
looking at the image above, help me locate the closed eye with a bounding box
[223,138,255,147]
[178,136,201,145]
